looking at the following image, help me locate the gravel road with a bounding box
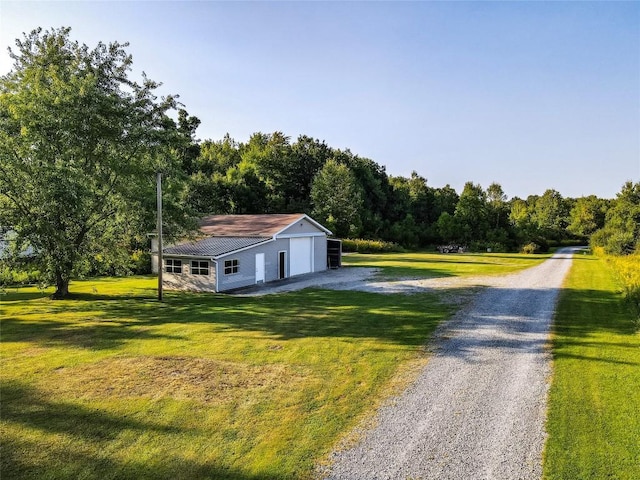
[321,248,578,480]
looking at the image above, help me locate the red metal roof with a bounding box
[198,214,307,237]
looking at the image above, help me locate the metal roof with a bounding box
[163,236,271,258]
[198,214,332,237]
[198,214,307,236]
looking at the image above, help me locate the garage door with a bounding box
[289,237,312,276]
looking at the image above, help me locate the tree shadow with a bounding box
[4,275,634,362]
[1,287,451,350]
[1,380,181,440]
[0,313,184,350]
[0,381,280,480]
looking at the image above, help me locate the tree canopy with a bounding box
[0,27,197,297]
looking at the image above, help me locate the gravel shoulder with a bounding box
[319,248,578,480]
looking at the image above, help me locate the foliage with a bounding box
[594,247,640,327]
[0,27,197,298]
[180,128,618,254]
[544,253,640,479]
[311,159,363,238]
[567,195,608,237]
[532,189,570,242]
[0,263,41,286]
[341,238,405,253]
[590,181,640,255]
[1,277,451,479]
[453,182,489,244]
[521,242,541,254]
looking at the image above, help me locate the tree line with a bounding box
[178,130,639,255]
[1,27,638,298]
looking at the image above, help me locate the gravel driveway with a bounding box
[320,248,578,480]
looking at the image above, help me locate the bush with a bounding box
[0,264,42,286]
[521,242,541,254]
[341,238,406,254]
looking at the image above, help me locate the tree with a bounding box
[342,152,393,239]
[531,189,569,241]
[591,182,640,254]
[486,182,508,229]
[311,159,363,238]
[0,27,196,298]
[567,195,607,237]
[454,182,489,244]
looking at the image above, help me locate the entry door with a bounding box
[278,251,287,279]
[255,253,265,283]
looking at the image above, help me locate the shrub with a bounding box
[0,264,42,286]
[521,242,541,254]
[341,238,406,254]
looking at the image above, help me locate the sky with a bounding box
[1,1,638,200]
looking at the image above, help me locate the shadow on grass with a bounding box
[3,272,635,364]
[0,383,277,480]
[1,288,451,351]
[0,313,184,350]
[554,287,637,336]
[1,380,180,440]
[551,282,639,368]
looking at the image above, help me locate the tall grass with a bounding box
[594,247,640,329]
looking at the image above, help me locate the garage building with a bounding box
[151,214,334,293]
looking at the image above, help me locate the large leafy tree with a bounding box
[0,27,197,297]
[311,158,363,238]
[531,189,569,241]
[454,182,489,244]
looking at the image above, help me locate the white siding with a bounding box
[162,257,217,292]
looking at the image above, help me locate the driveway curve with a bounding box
[321,248,579,480]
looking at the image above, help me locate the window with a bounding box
[224,259,239,275]
[164,258,182,274]
[191,260,209,276]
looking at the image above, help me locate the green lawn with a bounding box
[343,251,550,278]
[1,276,453,480]
[544,253,640,480]
[0,251,570,479]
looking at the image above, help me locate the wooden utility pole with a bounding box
[157,171,163,302]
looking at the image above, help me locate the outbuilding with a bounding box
[151,214,335,293]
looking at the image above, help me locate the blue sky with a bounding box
[1,1,638,199]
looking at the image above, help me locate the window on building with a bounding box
[224,259,239,275]
[164,258,182,274]
[191,260,209,276]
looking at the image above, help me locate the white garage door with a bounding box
[289,237,312,276]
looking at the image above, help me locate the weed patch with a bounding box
[49,357,304,404]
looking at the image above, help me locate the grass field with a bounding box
[1,274,456,480]
[544,253,640,480]
[343,251,551,278]
[0,251,560,479]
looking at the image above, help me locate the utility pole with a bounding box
[157,171,163,302]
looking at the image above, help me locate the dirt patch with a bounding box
[49,356,303,404]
